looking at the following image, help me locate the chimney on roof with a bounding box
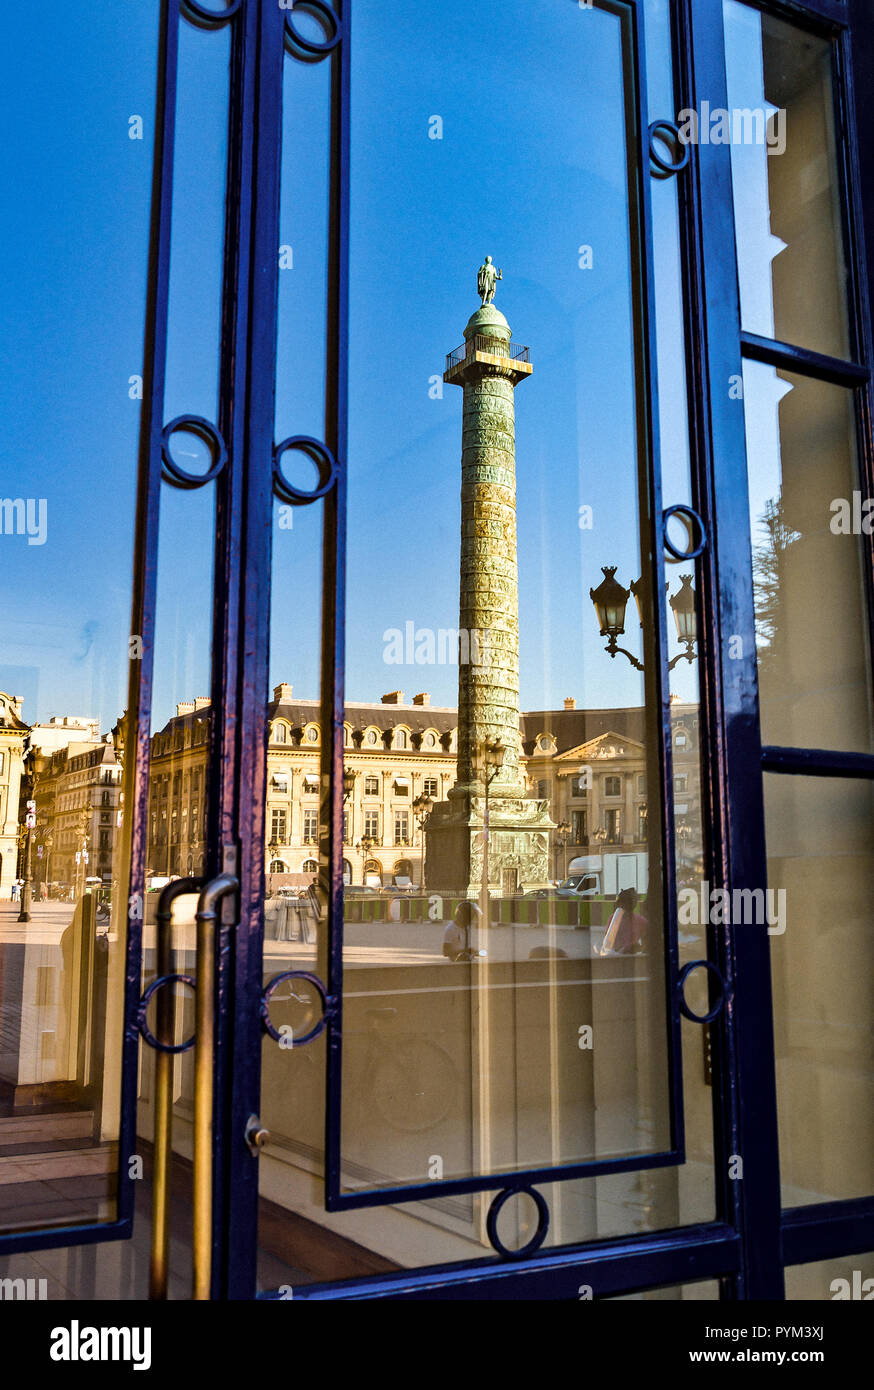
[564,697,576,711]
[381,691,403,704]
[194,697,211,709]
[412,693,430,707]
[176,701,195,716]
[273,683,293,703]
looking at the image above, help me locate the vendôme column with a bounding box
[425,261,552,897]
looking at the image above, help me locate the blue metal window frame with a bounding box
[4,0,874,1304]
[319,0,689,1219]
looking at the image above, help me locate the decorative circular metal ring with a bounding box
[273,435,339,504]
[183,0,243,23]
[161,415,228,489]
[663,504,708,561]
[285,1,342,54]
[137,973,197,1053]
[677,959,727,1024]
[649,120,691,177]
[261,969,331,1047]
[486,1185,550,1260]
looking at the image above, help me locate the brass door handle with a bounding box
[192,872,238,1301]
[245,1114,270,1154]
[148,877,203,1301]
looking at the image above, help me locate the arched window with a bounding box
[396,729,407,748]
[273,722,287,743]
[269,858,288,873]
[302,858,318,873]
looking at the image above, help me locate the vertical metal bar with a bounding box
[222,0,285,1298]
[684,0,784,1300]
[121,0,181,1237]
[324,0,351,1211]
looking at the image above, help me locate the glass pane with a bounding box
[786,1252,874,1301]
[744,362,874,753]
[0,3,160,1236]
[765,775,874,1206]
[254,0,721,1290]
[724,2,851,359]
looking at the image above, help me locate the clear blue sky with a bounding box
[1,0,705,736]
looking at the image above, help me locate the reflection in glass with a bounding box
[0,2,160,1236]
[724,2,850,359]
[785,1252,874,1301]
[256,0,715,1285]
[765,775,874,1206]
[743,362,873,753]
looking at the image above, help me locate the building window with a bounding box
[605,809,621,844]
[303,774,319,795]
[366,730,378,745]
[571,809,587,843]
[343,809,350,842]
[393,777,410,796]
[99,831,110,850]
[423,777,438,797]
[604,775,622,797]
[394,811,410,845]
[302,859,317,874]
[637,774,646,795]
[675,731,687,748]
[570,775,588,797]
[0,752,4,774]
[424,732,436,748]
[674,774,688,793]
[305,726,318,742]
[537,779,550,799]
[364,810,379,839]
[364,775,379,796]
[270,808,287,843]
[637,804,648,842]
[269,859,287,874]
[396,730,407,749]
[271,772,288,792]
[273,722,287,743]
[303,810,317,844]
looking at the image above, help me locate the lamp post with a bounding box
[472,739,505,928]
[412,792,433,889]
[358,834,377,886]
[554,819,571,883]
[343,771,356,848]
[18,740,37,922]
[589,566,697,671]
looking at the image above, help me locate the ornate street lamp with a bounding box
[669,574,697,660]
[471,739,505,920]
[413,792,434,887]
[590,565,697,671]
[554,819,571,882]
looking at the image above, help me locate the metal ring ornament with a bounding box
[648,120,691,177]
[663,504,708,561]
[182,0,243,23]
[284,1,342,54]
[486,1185,550,1260]
[161,415,228,489]
[273,435,339,504]
[137,973,197,1053]
[261,969,332,1047]
[677,959,727,1024]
